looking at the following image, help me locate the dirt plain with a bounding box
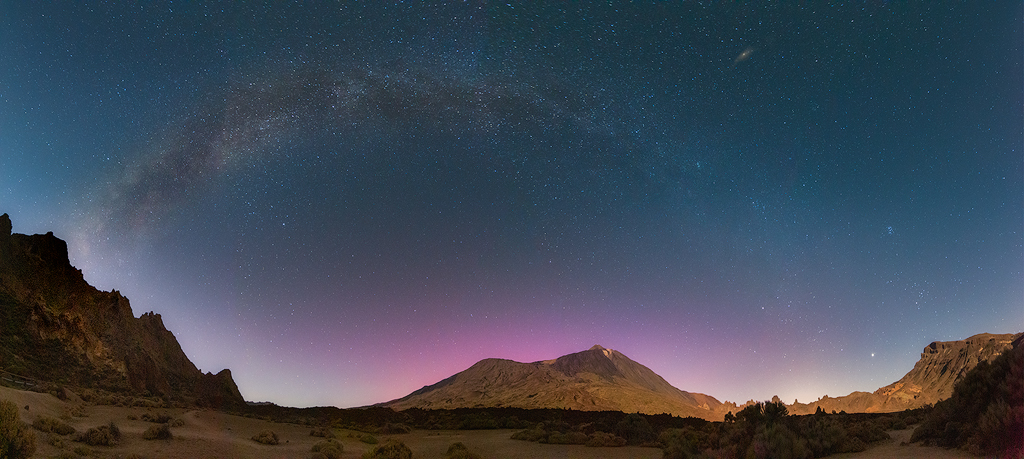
[1,385,979,459]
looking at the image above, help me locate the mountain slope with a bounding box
[385,345,727,421]
[0,213,244,408]
[790,332,1022,414]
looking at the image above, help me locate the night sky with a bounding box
[2,3,1021,409]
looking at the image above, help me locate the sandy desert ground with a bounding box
[1,385,979,459]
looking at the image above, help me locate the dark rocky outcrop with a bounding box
[0,213,244,408]
[384,344,729,421]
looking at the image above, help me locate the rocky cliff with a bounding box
[385,345,729,421]
[0,213,244,408]
[790,332,1021,414]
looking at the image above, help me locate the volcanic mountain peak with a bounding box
[385,345,728,420]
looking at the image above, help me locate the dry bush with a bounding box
[746,423,810,459]
[377,422,411,434]
[358,433,379,444]
[251,429,280,445]
[31,416,76,435]
[0,399,36,459]
[510,427,547,442]
[310,426,335,438]
[141,412,173,423]
[615,413,656,445]
[75,422,120,446]
[445,441,483,459]
[546,431,589,445]
[362,438,412,459]
[142,423,172,440]
[311,439,344,459]
[170,418,185,427]
[586,431,627,447]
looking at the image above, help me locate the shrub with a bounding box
[141,412,173,423]
[170,418,185,427]
[615,413,656,445]
[311,439,344,459]
[586,431,626,447]
[0,399,36,459]
[251,429,279,445]
[746,423,810,459]
[362,438,412,459]
[143,423,172,440]
[359,433,379,444]
[510,427,547,442]
[73,445,91,456]
[660,428,702,459]
[546,431,589,445]
[311,426,335,438]
[75,422,120,446]
[32,416,76,435]
[445,441,483,459]
[377,422,411,434]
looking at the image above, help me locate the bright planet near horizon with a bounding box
[1,3,1021,409]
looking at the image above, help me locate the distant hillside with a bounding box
[384,345,729,421]
[790,332,1021,415]
[0,213,244,408]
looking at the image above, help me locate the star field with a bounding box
[1,3,1021,408]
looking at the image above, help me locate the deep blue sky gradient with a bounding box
[1,2,1021,408]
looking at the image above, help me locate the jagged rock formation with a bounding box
[384,345,729,421]
[790,332,1022,414]
[0,213,244,408]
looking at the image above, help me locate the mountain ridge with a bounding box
[0,213,244,408]
[788,332,1022,414]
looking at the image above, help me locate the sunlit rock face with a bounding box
[789,332,1021,415]
[0,213,244,408]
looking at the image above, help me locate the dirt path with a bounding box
[830,427,979,459]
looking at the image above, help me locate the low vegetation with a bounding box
[445,441,484,459]
[140,412,173,423]
[502,401,922,459]
[0,399,36,459]
[311,439,344,459]
[74,421,121,446]
[31,416,76,435]
[142,423,172,440]
[656,402,913,459]
[362,438,412,459]
[376,422,411,434]
[251,429,280,445]
[310,425,335,438]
